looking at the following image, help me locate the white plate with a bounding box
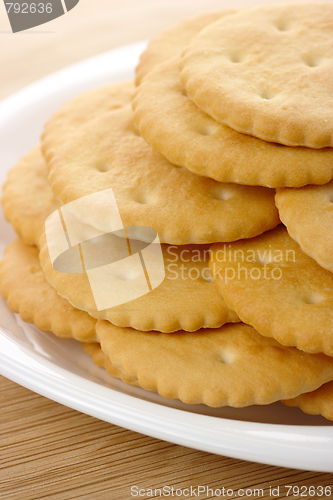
[0,42,332,473]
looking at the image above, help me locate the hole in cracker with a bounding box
[300,293,324,305]
[95,161,110,173]
[133,192,152,204]
[210,186,234,201]
[127,122,141,137]
[132,126,141,137]
[255,253,273,266]
[275,19,290,31]
[260,90,276,100]
[30,266,43,276]
[110,268,140,282]
[229,52,245,63]
[195,123,219,136]
[326,191,333,203]
[302,54,322,68]
[217,351,235,364]
[200,268,214,283]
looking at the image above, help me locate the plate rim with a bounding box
[2,330,333,473]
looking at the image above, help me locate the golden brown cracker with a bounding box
[47,105,279,244]
[0,238,97,342]
[96,320,333,408]
[276,182,333,273]
[39,232,239,332]
[42,82,134,162]
[209,226,333,357]
[282,381,333,422]
[1,147,60,247]
[133,57,333,188]
[83,343,139,387]
[180,3,333,148]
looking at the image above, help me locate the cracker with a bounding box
[39,232,239,332]
[1,147,60,247]
[180,3,333,148]
[83,343,139,387]
[47,105,279,244]
[135,9,235,85]
[275,182,333,273]
[209,226,333,357]
[133,57,333,188]
[0,238,97,341]
[96,320,333,408]
[282,381,333,422]
[42,82,134,161]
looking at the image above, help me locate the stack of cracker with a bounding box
[1,2,333,421]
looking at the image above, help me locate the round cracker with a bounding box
[96,320,333,408]
[135,9,235,84]
[47,105,279,244]
[83,343,139,387]
[42,81,134,161]
[1,147,60,247]
[275,182,333,273]
[282,381,333,422]
[133,57,333,188]
[0,238,97,342]
[209,226,333,357]
[39,231,239,333]
[180,3,333,148]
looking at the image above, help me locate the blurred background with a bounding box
[0,0,309,100]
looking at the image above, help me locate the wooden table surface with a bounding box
[1,1,332,498]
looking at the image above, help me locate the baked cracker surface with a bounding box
[180,2,333,148]
[209,226,333,357]
[133,56,333,188]
[39,231,239,333]
[276,182,333,273]
[83,343,139,387]
[47,105,279,244]
[1,147,60,247]
[282,381,333,422]
[42,81,134,161]
[96,320,333,408]
[0,238,97,342]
